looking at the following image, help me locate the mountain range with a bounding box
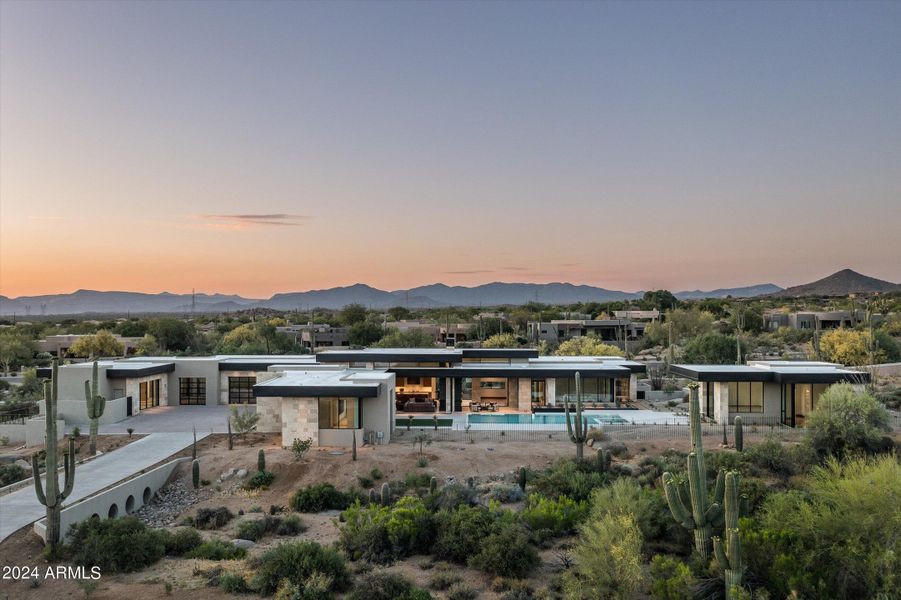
[0,270,896,315]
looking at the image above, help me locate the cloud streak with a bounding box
[190,214,310,230]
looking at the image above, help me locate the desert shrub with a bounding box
[528,459,608,502]
[499,581,536,600]
[636,450,686,486]
[219,571,249,594]
[433,505,495,563]
[163,527,203,555]
[384,496,435,555]
[194,506,234,530]
[292,483,352,512]
[519,494,587,535]
[744,454,901,599]
[339,497,434,562]
[347,572,434,600]
[564,513,645,599]
[744,435,815,478]
[425,482,478,511]
[707,449,751,475]
[487,483,525,503]
[428,570,462,590]
[249,540,350,595]
[369,467,383,480]
[276,514,307,536]
[186,540,247,560]
[804,383,891,457]
[403,470,432,490]
[469,521,539,578]
[586,477,670,543]
[0,464,27,487]
[291,437,313,460]
[244,470,275,490]
[357,475,374,488]
[68,517,166,573]
[875,387,901,410]
[649,555,694,600]
[236,515,282,542]
[446,582,478,600]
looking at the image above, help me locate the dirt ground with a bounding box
[0,429,821,599]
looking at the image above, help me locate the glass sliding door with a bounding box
[530,380,546,407]
[139,379,160,410]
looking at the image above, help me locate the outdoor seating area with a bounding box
[469,402,499,412]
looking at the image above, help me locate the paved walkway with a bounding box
[0,431,205,542]
[99,405,244,434]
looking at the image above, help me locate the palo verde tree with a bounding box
[84,361,106,456]
[32,359,76,549]
[662,383,725,558]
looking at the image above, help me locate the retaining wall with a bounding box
[33,457,188,542]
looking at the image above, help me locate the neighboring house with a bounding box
[613,310,660,321]
[671,361,869,427]
[762,310,885,331]
[527,319,646,348]
[384,320,474,345]
[276,323,349,349]
[35,334,144,357]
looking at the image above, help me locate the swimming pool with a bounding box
[467,413,629,426]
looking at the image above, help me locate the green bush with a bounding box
[433,505,495,564]
[744,435,815,478]
[163,527,203,556]
[487,483,525,503]
[339,497,434,563]
[185,540,247,560]
[425,482,478,511]
[219,571,250,594]
[68,517,166,573]
[744,455,901,599]
[564,513,645,599]
[469,522,538,578]
[347,572,434,600]
[528,459,608,502]
[519,494,587,535]
[499,581,536,600]
[586,478,670,544]
[276,514,307,536]
[446,582,478,600]
[428,570,462,590]
[292,483,352,512]
[649,555,694,600]
[804,384,891,457]
[244,470,275,490]
[194,506,234,530]
[403,470,433,489]
[236,515,282,541]
[0,464,27,487]
[249,540,350,596]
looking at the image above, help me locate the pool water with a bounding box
[467,413,628,425]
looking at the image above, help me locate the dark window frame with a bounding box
[228,376,256,405]
[179,377,206,405]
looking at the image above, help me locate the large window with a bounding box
[555,377,612,404]
[228,376,256,404]
[139,379,160,410]
[179,377,206,405]
[728,382,764,413]
[530,380,546,406]
[318,397,359,429]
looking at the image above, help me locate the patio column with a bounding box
[545,378,556,406]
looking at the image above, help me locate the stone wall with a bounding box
[281,397,319,447]
[256,396,282,434]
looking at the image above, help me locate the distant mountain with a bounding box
[773,269,899,297]
[674,284,783,300]
[403,282,639,306]
[0,278,804,315]
[0,289,258,316]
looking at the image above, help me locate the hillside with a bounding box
[774,269,899,297]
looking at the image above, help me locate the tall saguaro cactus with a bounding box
[564,372,588,460]
[33,359,76,548]
[662,383,724,558]
[713,472,747,599]
[84,361,106,456]
[733,416,744,452]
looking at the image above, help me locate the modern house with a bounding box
[276,324,349,349]
[671,361,869,427]
[527,319,646,348]
[762,310,884,332]
[35,334,144,357]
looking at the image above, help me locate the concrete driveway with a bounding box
[99,405,250,434]
[0,431,204,542]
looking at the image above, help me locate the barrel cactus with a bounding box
[257,449,266,472]
[380,482,391,505]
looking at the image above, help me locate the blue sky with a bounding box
[2,1,899,296]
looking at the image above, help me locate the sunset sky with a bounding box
[2,1,899,299]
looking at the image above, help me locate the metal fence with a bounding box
[0,403,39,425]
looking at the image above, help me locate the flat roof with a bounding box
[672,362,869,384]
[316,348,463,363]
[254,369,385,398]
[393,362,633,378]
[106,362,175,379]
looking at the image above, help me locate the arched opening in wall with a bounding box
[125,495,135,514]
[143,486,152,504]
[91,513,100,520]
[108,503,118,519]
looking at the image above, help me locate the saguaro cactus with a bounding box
[380,482,391,506]
[227,417,233,450]
[564,372,588,460]
[429,476,438,493]
[352,433,357,461]
[84,361,106,456]
[192,426,197,461]
[662,383,724,558]
[517,467,528,492]
[713,472,747,599]
[33,359,76,548]
[257,449,266,472]
[596,448,612,473]
[192,459,200,489]
[733,416,744,452]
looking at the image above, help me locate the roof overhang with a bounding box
[316,350,462,363]
[106,363,175,379]
[253,383,380,398]
[391,366,632,378]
